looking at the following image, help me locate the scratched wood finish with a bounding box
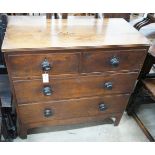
[2,16,150,138]
[26,113,123,130]
[13,72,138,104]
[8,52,80,77]
[2,16,150,52]
[6,48,147,78]
[82,49,147,73]
[18,94,129,124]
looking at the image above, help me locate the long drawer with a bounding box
[18,94,129,124]
[13,72,138,104]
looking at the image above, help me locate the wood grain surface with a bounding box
[2,16,150,138]
[18,94,129,124]
[13,72,138,104]
[2,16,150,52]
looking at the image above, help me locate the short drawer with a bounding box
[82,49,147,73]
[7,52,80,77]
[18,94,129,124]
[13,72,138,104]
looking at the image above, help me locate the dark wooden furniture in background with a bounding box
[59,13,130,21]
[0,98,2,141]
[46,13,59,19]
[126,13,155,142]
[5,13,131,22]
[0,103,17,141]
[104,13,130,22]
[0,14,17,141]
[126,50,155,142]
[7,13,59,19]
[0,14,8,74]
[2,16,149,139]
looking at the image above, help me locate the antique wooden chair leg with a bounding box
[62,13,68,19]
[54,13,59,19]
[132,111,155,142]
[95,13,100,19]
[46,13,53,19]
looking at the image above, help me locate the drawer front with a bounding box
[18,94,129,124]
[82,49,147,73]
[8,52,80,77]
[14,72,138,104]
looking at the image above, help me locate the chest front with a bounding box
[2,16,150,139]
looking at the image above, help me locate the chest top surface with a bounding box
[2,16,150,52]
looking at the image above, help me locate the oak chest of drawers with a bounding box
[2,16,150,139]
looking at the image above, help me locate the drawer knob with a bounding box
[99,103,107,112]
[44,108,53,117]
[43,86,53,96]
[104,82,113,90]
[41,59,51,71]
[110,56,119,67]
